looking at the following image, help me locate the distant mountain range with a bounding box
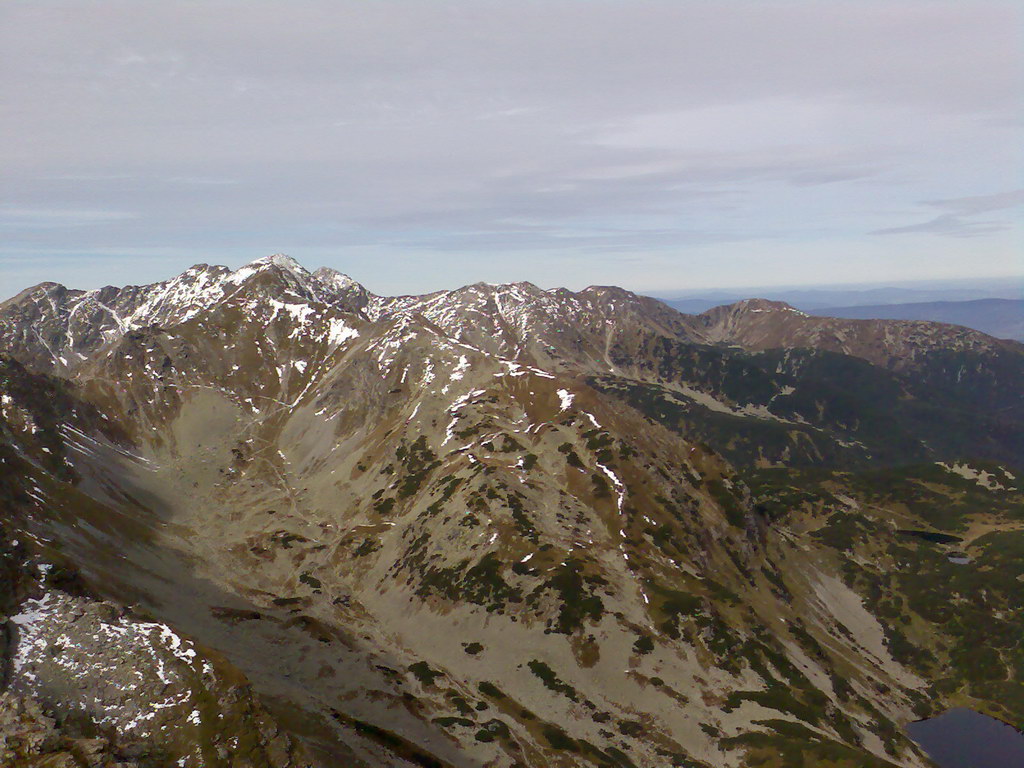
[809,299,1024,341]
[660,292,1023,341]
[1,255,1022,767]
[654,279,1023,315]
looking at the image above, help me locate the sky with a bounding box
[1,1,1022,299]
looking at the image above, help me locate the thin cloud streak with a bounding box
[872,189,1024,237]
[0,208,139,225]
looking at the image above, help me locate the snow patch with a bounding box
[556,389,574,411]
[937,462,1015,491]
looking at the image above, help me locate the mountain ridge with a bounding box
[5,254,1018,379]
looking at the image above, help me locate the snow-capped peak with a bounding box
[255,253,308,274]
[311,267,363,293]
[229,253,309,284]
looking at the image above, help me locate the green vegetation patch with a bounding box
[528,555,607,634]
[527,659,578,701]
[721,719,902,768]
[394,436,442,499]
[408,661,443,687]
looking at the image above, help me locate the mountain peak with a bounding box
[458,280,542,295]
[227,256,373,311]
[235,253,309,278]
[2,281,69,308]
[727,298,804,314]
[310,266,372,313]
[311,266,364,293]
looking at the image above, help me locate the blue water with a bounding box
[907,708,1024,768]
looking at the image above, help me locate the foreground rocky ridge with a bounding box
[0,255,1021,767]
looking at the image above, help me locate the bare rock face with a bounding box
[0,690,152,767]
[0,256,1021,767]
[0,556,314,767]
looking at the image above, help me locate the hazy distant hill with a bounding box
[813,299,1024,341]
[657,283,1023,317]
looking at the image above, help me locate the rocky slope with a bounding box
[0,358,312,767]
[0,255,1021,767]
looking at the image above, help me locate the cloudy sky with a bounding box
[1,1,1021,298]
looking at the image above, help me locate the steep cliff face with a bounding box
[0,256,1021,767]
